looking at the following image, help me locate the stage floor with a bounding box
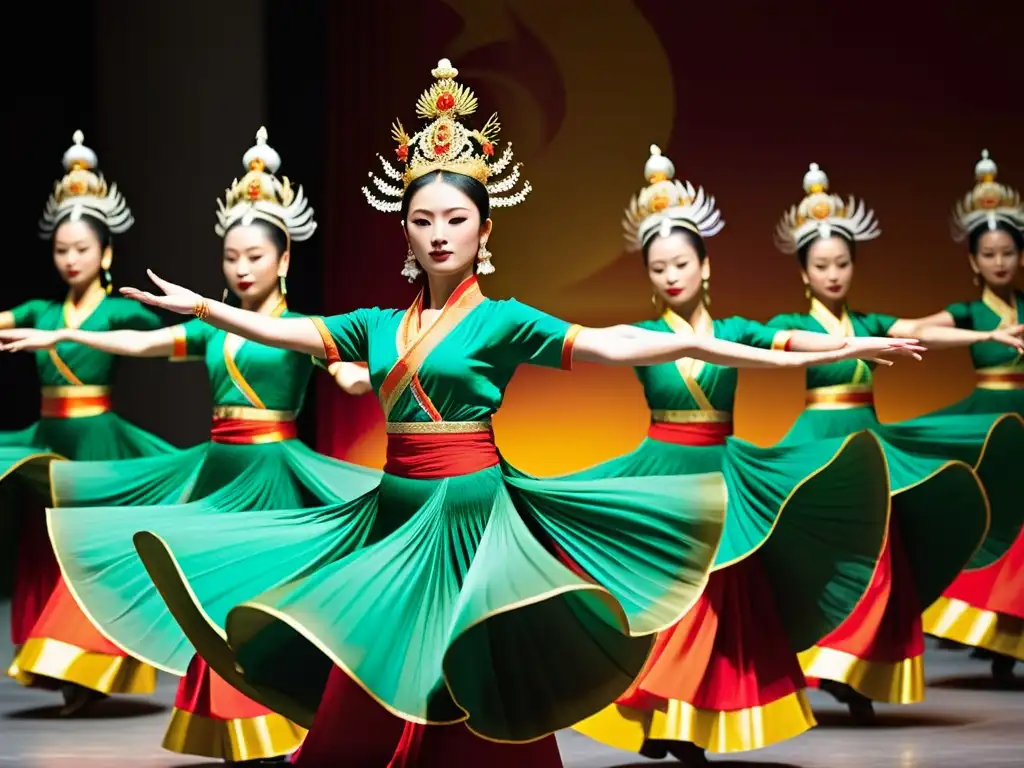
[1,601,1021,767]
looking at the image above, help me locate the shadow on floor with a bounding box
[812,710,975,728]
[928,674,1023,691]
[4,698,168,720]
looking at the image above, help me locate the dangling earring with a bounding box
[701,278,711,308]
[278,273,288,297]
[401,247,422,282]
[103,268,112,295]
[972,273,981,287]
[101,246,113,295]
[804,284,812,301]
[476,243,494,275]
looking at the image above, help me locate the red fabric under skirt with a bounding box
[574,555,814,753]
[10,503,61,647]
[163,655,306,760]
[800,523,924,703]
[8,573,156,695]
[924,527,1024,660]
[291,666,563,767]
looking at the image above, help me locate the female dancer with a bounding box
[1,127,380,764]
[910,150,1024,685]
[0,131,169,715]
[570,145,894,766]
[767,161,1024,720]
[79,61,918,765]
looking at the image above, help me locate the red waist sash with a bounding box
[384,422,498,479]
[647,409,733,446]
[976,367,1024,390]
[40,386,111,419]
[210,407,297,445]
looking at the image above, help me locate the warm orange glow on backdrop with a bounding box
[323,1,1024,474]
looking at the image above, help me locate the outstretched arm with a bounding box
[0,326,177,356]
[572,325,923,369]
[888,317,1024,353]
[118,271,323,356]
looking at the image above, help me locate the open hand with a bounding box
[989,325,1024,355]
[119,270,204,315]
[0,328,63,352]
[837,337,926,366]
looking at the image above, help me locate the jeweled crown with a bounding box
[215,126,316,241]
[950,149,1024,241]
[622,145,724,250]
[38,130,133,239]
[362,58,531,214]
[774,163,880,254]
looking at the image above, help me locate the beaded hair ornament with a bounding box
[215,126,316,242]
[38,130,133,239]
[622,144,724,250]
[950,149,1024,242]
[774,163,880,254]
[362,58,532,213]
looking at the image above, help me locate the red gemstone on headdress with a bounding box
[69,181,84,194]
[434,144,450,156]
[396,145,408,161]
[248,179,262,200]
[482,142,494,156]
[436,92,455,111]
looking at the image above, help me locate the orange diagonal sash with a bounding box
[661,305,715,411]
[379,276,484,421]
[222,299,288,409]
[50,288,107,386]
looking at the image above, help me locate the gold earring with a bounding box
[103,268,113,295]
[804,284,811,301]
[278,274,288,296]
[701,278,710,307]
[477,244,494,275]
[401,247,422,282]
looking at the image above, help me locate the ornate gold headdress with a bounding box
[622,145,724,250]
[215,127,316,241]
[774,163,880,254]
[362,58,531,214]
[38,130,133,239]
[951,149,1024,242]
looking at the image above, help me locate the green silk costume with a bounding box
[558,311,890,651]
[47,307,382,675]
[0,297,173,491]
[766,300,1017,609]
[122,277,726,743]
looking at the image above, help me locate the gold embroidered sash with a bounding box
[981,287,1020,330]
[661,306,715,411]
[50,288,106,386]
[808,297,871,384]
[378,276,484,421]
[222,299,288,409]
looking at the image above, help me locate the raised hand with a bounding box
[838,337,926,366]
[0,328,63,352]
[119,269,205,315]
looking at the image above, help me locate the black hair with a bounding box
[641,225,706,265]
[224,218,289,257]
[400,170,491,223]
[796,234,856,269]
[968,221,1024,255]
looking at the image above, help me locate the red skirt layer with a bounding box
[800,523,924,703]
[292,666,561,767]
[10,502,61,648]
[164,655,305,760]
[575,555,814,753]
[924,528,1024,660]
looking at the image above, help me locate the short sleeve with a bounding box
[313,308,376,366]
[108,299,163,332]
[721,316,782,350]
[945,301,974,330]
[763,313,808,350]
[500,299,581,370]
[168,319,214,361]
[863,312,899,337]
[8,299,49,327]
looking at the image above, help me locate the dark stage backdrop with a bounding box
[319,0,1024,474]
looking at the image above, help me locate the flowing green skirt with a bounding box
[121,458,726,742]
[553,431,890,651]
[47,439,383,675]
[778,407,992,608]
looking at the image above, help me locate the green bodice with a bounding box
[947,290,1024,370]
[320,289,575,424]
[171,310,315,412]
[767,305,897,389]
[10,297,161,386]
[633,315,780,413]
